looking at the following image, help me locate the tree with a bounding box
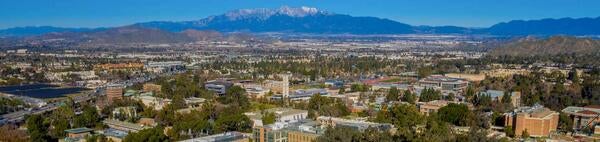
[220,86,250,110]
[558,113,574,133]
[74,105,100,128]
[465,85,476,101]
[447,93,456,101]
[521,129,530,138]
[261,112,277,125]
[419,88,441,102]
[214,112,252,133]
[317,126,362,142]
[418,67,433,78]
[437,103,472,126]
[338,86,346,94]
[568,68,580,84]
[402,90,416,104]
[26,114,48,142]
[385,87,400,102]
[375,104,423,128]
[504,126,514,137]
[123,127,168,142]
[0,125,29,142]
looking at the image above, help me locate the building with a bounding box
[478,90,521,107]
[205,80,233,95]
[418,100,450,116]
[143,83,162,93]
[144,61,185,73]
[178,131,248,142]
[444,73,486,82]
[253,120,323,142]
[134,95,171,110]
[63,127,94,142]
[504,105,559,137]
[245,108,308,127]
[103,128,128,142]
[177,97,206,113]
[271,89,329,101]
[418,75,469,94]
[103,119,152,133]
[562,105,600,130]
[316,116,394,132]
[94,63,144,71]
[106,85,124,104]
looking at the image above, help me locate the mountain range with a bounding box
[1,6,600,37]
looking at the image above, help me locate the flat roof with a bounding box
[65,127,94,134]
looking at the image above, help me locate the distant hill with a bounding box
[489,36,600,56]
[1,6,600,37]
[0,26,101,37]
[487,17,600,35]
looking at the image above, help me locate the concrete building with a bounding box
[179,131,248,142]
[245,108,308,127]
[562,105,600,130]
[106,85,124,104]
[316,116,394,132]
[253,120,323,142]
[418,75,469,94]
[271,89,329,101]
[280,74,291,98]
[205,80,233,95]
[504,105,559,137]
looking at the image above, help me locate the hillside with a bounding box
[489,36,600,56]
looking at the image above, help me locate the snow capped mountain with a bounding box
[222,6,329,20]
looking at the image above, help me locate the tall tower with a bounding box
[281,73,291,98]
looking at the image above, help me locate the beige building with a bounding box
[143,83,162,93]
[504,106,559,137]
[445,73,486,82]
[418,100,450,116]
[106,85,124,104]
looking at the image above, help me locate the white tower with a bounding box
[281,73,291,98]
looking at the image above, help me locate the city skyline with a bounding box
[1,0,599,29]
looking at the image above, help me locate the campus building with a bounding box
[504,105,559,137]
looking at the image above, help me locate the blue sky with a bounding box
[1,0,599,29]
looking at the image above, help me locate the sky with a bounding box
[1,0,599,29]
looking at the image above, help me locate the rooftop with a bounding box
[245,108,308,120]
[178,131,246,142]
[65,127,94,134]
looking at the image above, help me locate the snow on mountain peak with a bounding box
[223,6,327,20]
